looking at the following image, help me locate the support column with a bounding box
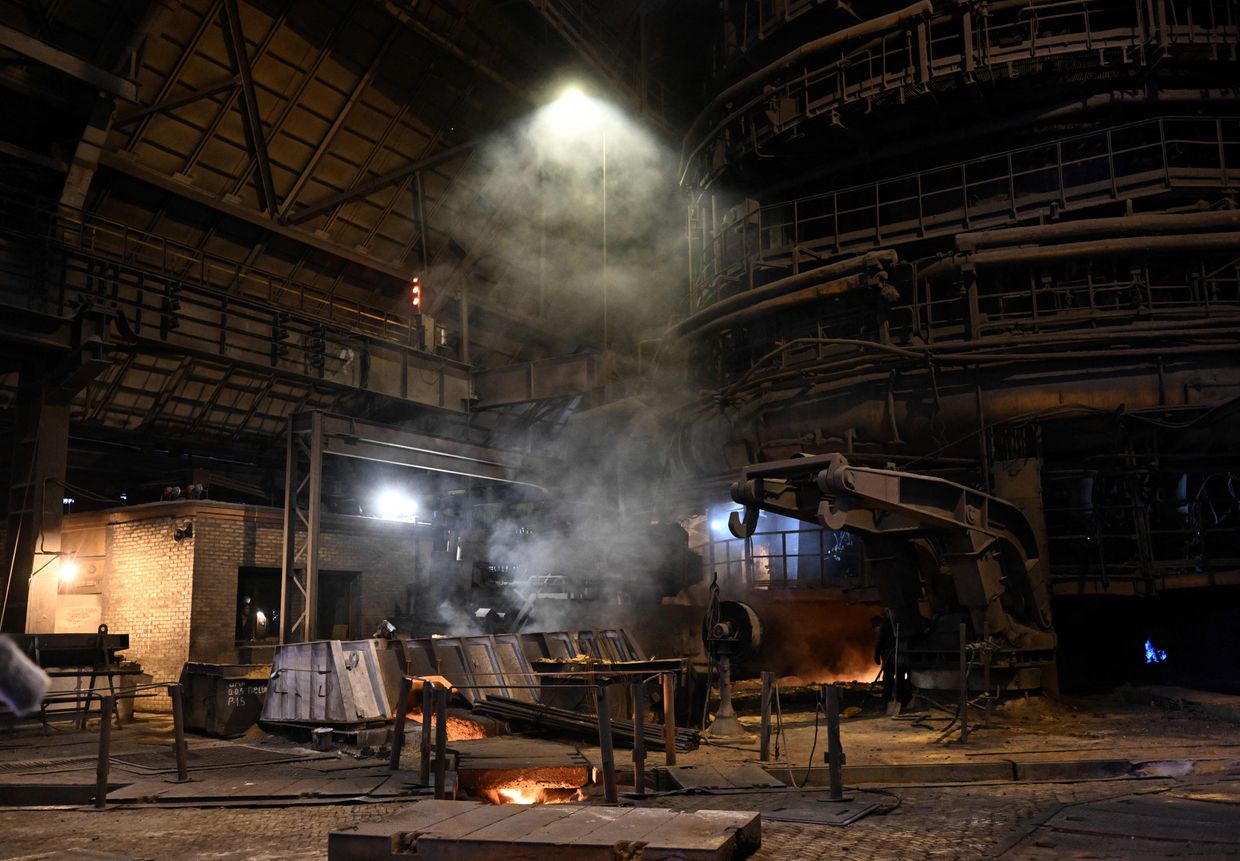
[279,410,324,643]
[3,368,71,633]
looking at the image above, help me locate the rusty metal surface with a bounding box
[991,780,1240,858]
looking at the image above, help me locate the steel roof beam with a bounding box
[285,141,476,226]
[97,150,565,346]
[292,410,537,486]
[124,0,225,153]
[113,76,239,126]
[381,0,531,102]
[221,0,279,217]
[228,0,360,197]
[276,21,400,220]
[0,23,137,100]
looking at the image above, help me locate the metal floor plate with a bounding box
[762,800,880,826]
[111,744,328,773]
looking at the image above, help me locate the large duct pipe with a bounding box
[669,251,896,339]
[687,275,873,340]
[955,209,1240,253]
[923,232,1240,282]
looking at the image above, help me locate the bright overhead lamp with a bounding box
[372,488,418,522]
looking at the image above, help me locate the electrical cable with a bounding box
[773,681,784,761]
[793,693,823,790]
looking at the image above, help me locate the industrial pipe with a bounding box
[688,359,1240,475]
[923,232,1240,281]
[955,208,1240,253]
[687,275,876,340]
[724,339,1240,407]
[670,251,897,339]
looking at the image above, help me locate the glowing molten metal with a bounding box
[483,778,584,805]
[405,714,488,741]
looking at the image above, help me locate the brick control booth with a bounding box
[54,501,443,711]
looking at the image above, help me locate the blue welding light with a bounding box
[1144,639,1167,664]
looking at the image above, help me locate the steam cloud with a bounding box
[418,91,687,351]
[484,399,692,636]
[404,93,699,639]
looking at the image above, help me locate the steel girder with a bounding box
[278,410,537,643]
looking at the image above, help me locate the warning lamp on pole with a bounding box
[410,276,422,313]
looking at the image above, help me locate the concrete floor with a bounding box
[0,686,1237,860]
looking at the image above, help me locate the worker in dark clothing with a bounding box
[238,596,255,641]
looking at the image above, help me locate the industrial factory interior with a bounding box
[1,0,1239,858]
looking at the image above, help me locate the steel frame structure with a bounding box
[278,410,537,643]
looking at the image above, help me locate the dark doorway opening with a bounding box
[317,570,361,640]
[237,567,280,642]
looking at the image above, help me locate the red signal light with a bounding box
[411,276,422,311]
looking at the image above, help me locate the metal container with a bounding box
[179,663,269,737]
[261,640,399,726]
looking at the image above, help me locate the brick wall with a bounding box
[188,508,433,665]
[102,514,195,711]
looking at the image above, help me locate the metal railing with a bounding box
[705,525,869,590]
[0,188,426,346]
[692,116,1239,311]
[0,193,469,413]
[686,0,1239,188]
[1044,480,1240,589]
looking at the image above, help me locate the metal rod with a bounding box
[959,622,969,744]
[278,419,296,644]
[759,671,774,762]
[419,681,433,784]
[433,685,448,799]
[390,675,412,771]
[595,685,618,803]
[982,645,992,726]
[168,684,189,782]
[892,621,900,713]
[824,684,844,801]
[662,672,677,766]
[459,285,470,365]
[631,681,646,794]
[304,411,323,641]
[95,695,112,808]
